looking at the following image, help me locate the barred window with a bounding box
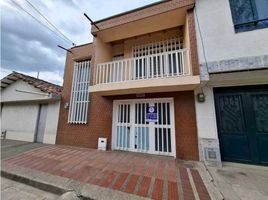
[229,0,268,32]
[68,60,90,124]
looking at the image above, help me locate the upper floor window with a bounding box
[229,0,268,32]
[132,38,185,79]
[132,38,183,57]
[68,60,90,124]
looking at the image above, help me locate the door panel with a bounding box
[251,93,268,164]
[115,104,131,150]
[113,98,175,156]
[116,126,130,149]
[135,127,149,151]
[134,103,149,151]
[215,93,251,162]
[214,86,268,165]
[154,102,172,154]
[221,135,251,161]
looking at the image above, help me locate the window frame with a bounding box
[229,0,268,33]
[68,60,90,124]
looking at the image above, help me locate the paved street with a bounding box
[1,139,46,160]
[1,177,58,200]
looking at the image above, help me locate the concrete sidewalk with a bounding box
[207,163,268,200]
[1,139,46,160]
[1,177,59,200]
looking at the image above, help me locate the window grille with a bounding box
[132,37,183,57]
[132,38,184,79]
[229,0,268,32]
[68,60,90,124]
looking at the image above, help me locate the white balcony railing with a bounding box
[94,48,191,85]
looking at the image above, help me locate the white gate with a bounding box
[112,98,176,157]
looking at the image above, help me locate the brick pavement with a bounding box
[3,145,211,200]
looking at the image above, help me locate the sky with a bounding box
[1,0,159,85]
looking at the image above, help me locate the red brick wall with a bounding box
[187,9,200,76]
[57,87,199,160]
[56,5,200,161]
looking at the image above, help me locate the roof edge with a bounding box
[71,42,93,49]
[93,0,168,24]
[1,71,62,95]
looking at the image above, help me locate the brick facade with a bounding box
[57,69,199,160]
[187,9,200,76]
[56,1,200,161]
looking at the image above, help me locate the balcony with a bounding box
[90,48,200,96]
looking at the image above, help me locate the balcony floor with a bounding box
[90,75,200,96]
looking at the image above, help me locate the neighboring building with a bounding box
[57,0,201,160]
[1,72,62,144]
[195,0,268,165]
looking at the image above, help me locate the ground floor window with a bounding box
[68,60,90,124]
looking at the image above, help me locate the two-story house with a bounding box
[56,0,201,160]
[195,0,268,166]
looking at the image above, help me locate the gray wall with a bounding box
[195,0,268,79]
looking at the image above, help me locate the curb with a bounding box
[1,170,66,195]
[196,162,225,200]
[1,162,149,200]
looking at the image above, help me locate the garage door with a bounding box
[1,104,39,142]
[214,85,268,165]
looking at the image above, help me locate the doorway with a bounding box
[112,98,176,157]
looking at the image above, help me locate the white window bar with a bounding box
[161,102,164,152]
[176,52,179,75]
[68,60,90,124]
[122,104,125,148]
[181,50,184,76]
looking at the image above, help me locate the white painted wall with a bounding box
[43,101,60,144]
[1,80,52,102]
[195,86,218,140]
[1,80,61,144]
[1,101,60,144]
[195,70,268,161]
[195,0,268,63]
[195,70,268,139]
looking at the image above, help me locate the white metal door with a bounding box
[134,102,150,152]
[114,103,131,150]
[113,98,175,157]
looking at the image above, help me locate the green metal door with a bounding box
[214,85,268,165]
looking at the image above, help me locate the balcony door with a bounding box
[112,98,176,157]
[132,38,183,79]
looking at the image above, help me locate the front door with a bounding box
[113,98,176,157]
[214,85,268,165]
